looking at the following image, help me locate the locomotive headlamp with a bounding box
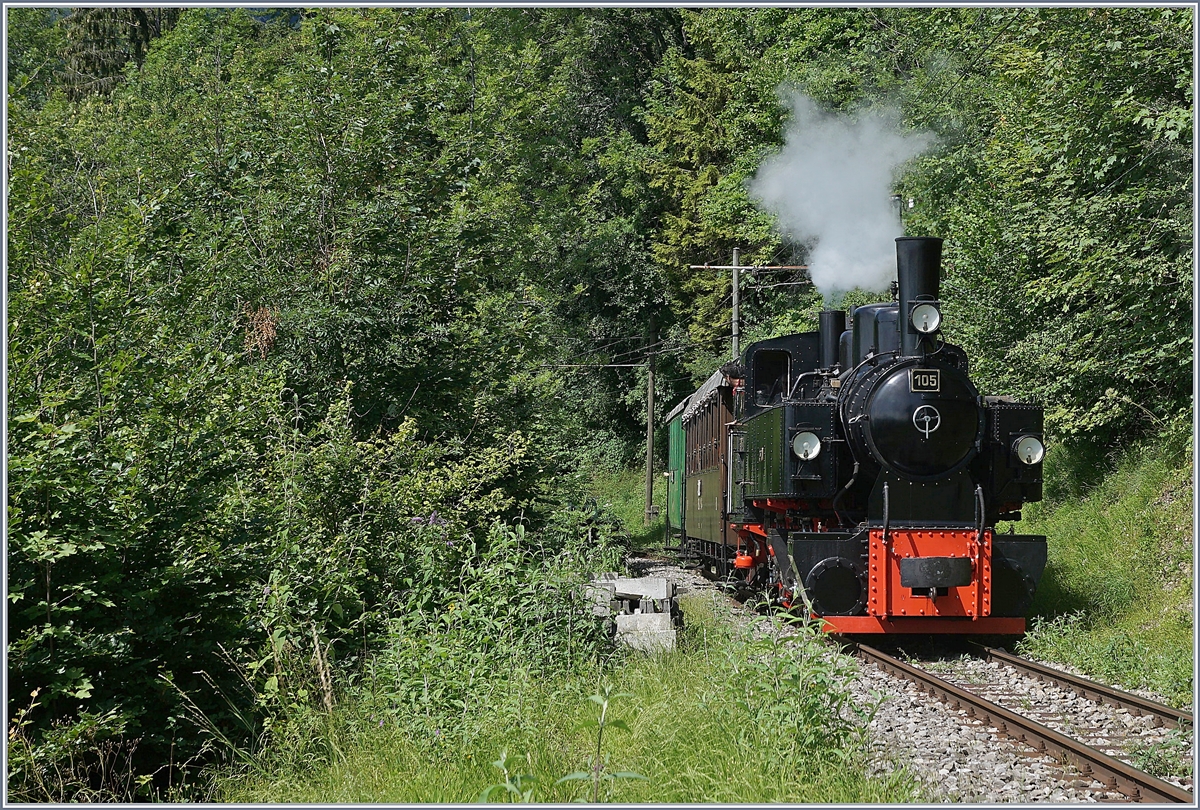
[1014,435,1045,465]
[792,431,821,461]
[911,303,942,334]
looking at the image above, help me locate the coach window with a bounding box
[693,415,699,473]
[686,422,696,477]
[700,403,710,472]
[709,400,716,468]
[708,400,715,468]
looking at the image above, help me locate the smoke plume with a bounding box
[748,93,935,302]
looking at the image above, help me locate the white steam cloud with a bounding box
[748,93,935,301]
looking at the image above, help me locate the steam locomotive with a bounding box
[665,237,1047,634]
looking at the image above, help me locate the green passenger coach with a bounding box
[664,395,690,547]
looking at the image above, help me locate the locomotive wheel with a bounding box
[697,558,721,581]
[764,555,796,609]
[729,562,765,592]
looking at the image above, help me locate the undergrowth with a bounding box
[1127,728,1193,780]
[1016,423,1193,707]
[585,468,666,551]
[216,593,918,803]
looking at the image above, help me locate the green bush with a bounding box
[583,468,666,550]
[1017,428,1193,705]
[218,593,917,803]
[6,373,574,799]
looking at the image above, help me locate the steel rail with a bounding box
[974,644,1193,730]
[853,642,1194,803]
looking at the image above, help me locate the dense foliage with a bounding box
[1019,428,1193,708]
[6,7,1191,800]
[222,596,912,803]
[637,8,1192,442]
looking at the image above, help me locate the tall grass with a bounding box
[586,468,666,550]
[1016,426,1193,706]
[217,593,919,803]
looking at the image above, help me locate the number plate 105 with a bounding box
[910,368,940,392]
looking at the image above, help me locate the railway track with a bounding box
[849,641,1194,803]
[635,553,1194,801]
[973,644,1193,731]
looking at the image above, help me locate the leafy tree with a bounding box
[59,7,182,99]
[900,8,1192,441]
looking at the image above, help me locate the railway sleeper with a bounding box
[855,643,1194,803]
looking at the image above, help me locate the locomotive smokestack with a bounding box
[896,236,943,356]
[819,309,846,370]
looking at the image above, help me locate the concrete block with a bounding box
[587,574,682,647]
[615,612,674,633]
[621,630,676,653]
[583,582,616,602]
[614,612,677,653]
[582,582,615,617]
[612,577,674,602]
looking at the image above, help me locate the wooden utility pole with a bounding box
[731,247,740,361]
[644,316,656,525]
[686,257,810,362]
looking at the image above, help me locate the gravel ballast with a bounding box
[627,554,1195,803]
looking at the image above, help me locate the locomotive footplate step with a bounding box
[819,615,1026,635]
